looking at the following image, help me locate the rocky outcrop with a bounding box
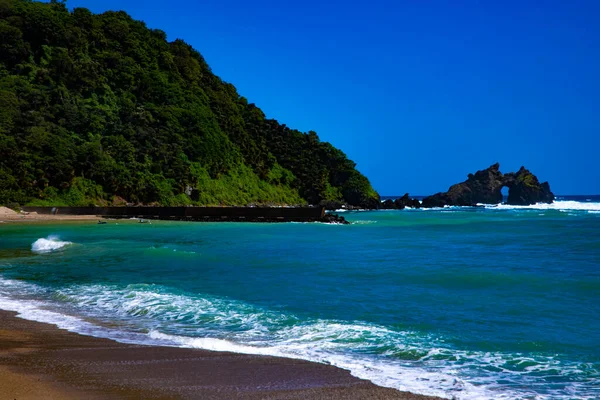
[380,194,421,210]
[381,199,395,209]
[421,163,553,207]
[504,167,554,205]
[320,200,345,211]
[320,213,350,224]
[422,164,504,207]
[321,164,553,211]
[394,193,421,209]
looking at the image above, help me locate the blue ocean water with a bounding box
[0,197,599,399]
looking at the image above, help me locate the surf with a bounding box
[1,279,595,399]
[31,235,72,253]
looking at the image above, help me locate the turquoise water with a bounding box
[1,200,599,399]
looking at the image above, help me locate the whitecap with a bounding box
[1,279,597,400]
[479,200,600,212]
[31,236,72,253]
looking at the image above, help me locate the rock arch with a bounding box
[421,164,554,207]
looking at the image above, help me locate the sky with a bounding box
[61,1,599,195]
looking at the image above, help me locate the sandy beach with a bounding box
[0,208,438,399]
[0,206,99,223]
[0,310,442,399]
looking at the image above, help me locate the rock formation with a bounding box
[320,213,350,224]
[421,163,554,207]
[323,164,553,210]
[504,167,555,205]
[394,193,421,209]
[381,199,395,209]
[380,194,421,210]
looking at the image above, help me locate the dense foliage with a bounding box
[0,0,379,206]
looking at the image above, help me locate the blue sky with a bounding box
[62,1,599,195]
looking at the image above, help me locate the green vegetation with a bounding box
[0,0,379,207]
[516,171,538,188]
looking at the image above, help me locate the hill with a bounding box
[0,0,379,207]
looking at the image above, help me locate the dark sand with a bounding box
[0,310,442,399]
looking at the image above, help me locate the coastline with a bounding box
[0,207,99,223]
[0,310,442,400]
[2,206,350,224]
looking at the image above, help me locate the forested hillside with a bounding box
[0,0,379,207]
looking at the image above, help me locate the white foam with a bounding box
[146,328,497,399]
[149,330,279,355]
[31,235,72,253]
[345,201,600,214]
[51,284,593,399]
[480,200,600,212]
[1,278,596,400]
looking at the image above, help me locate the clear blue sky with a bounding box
[62,1,599,195]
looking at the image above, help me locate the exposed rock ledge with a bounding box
[421,163,554,207]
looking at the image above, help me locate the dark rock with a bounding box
[394,193,421,209]
[320,213,350,224]
[422,163,505,207]
[421,193,449,208]
[319,200,345,211]
[393,200,406,210]
[382,199,395,209]
[361,196,381,210]
[505,167,554,205]
[421,163,554,207]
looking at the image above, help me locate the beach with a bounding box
[1,200,599,399]
[0,207,99,223]
[0,310,438,400]
[0,209,437,399]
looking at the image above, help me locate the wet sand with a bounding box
[0,310,442,399]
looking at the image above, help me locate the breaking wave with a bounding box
[31,236,72,253]
[0,278,597,399]
[480,200,600,212]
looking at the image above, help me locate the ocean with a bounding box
[1,196,599,399]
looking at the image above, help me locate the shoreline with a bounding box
[0,208,435,399]
[0,309,442,399]
[0,206,99,223]
[2,206,350,224]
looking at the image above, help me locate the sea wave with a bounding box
[479,200,600,212]
[0,278,596,399]
[344,200,600,214]
[31,235,72,253]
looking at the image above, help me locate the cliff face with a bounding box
[421,164,554,207]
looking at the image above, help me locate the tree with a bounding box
[0,0,379,207]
